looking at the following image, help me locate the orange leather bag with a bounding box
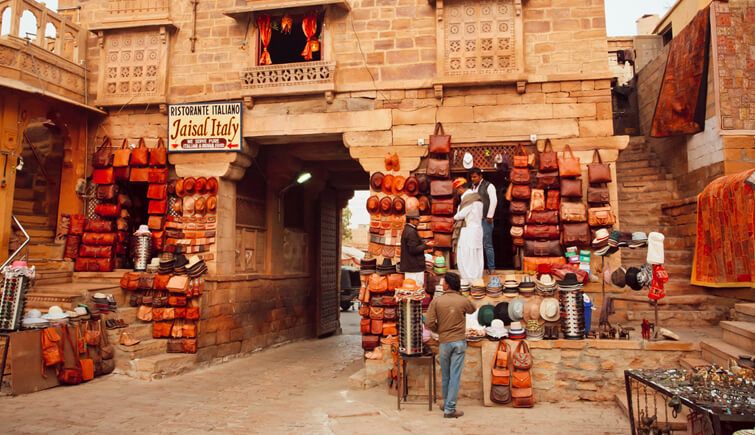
[368,274,387,293]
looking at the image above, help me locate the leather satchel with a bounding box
[92,137,113,169]
[149,138,167,167]
[82,232,116,246]
[148,167,168,184]
[96,184,119,202]
[511,184,531,200]
[85,219,114,233]
[92,167,114,185]
[538,138,558,172]
[431,198,454,216]
[558,144,581,177]
[560,177,582,198]
[370,319,383,335]
[431,216,454,233]
[588,149,611,184]
[368,274,388,293]
[434,233,452,248]
[523,225,559,240]
[510,167,531,185]
[546,190,560,210]
[114,166,130,181]
[513,144,529,168]
[522,256,566,272]
[95,203,120,218]
[560,201,587,222]
[148,215,164,230]
[167,276,189,293]
[113,138,131,167]
[513,340,532,370]
[512,386,534,408]
[427,158,450,178]
[362,335,380,350]
[428,122,451,154]
[147,184,167,200]
[384,307,397,320]
[562,222,591,246]
[70,215,86,235]
[512,370,532,388]
[148,200,167,215]
[369,306,384,320]
[510,215,525,226]
[137,305,153,322]
[131,138,149,166]
[430,180,453,198]
[510,201,528,215]
[64,235,80,259]
[587,186,610,204]
[530,189,545,211]
[387,273,403,291]
[536,171,559,189]
[360,318,371,334]
[382,321,397,336]
[523,240,562,257]
[588,206,616,227]
[526,210,559,225]
[129,166,150,183]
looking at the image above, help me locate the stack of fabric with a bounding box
[470,279,486,299]
[486,275,502,298]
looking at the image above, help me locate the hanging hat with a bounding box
[611,267,627,288]
[557,273,581,287]
[207,196,217,213]
[175,179,186,197]
[206,177,219,195]
[405,176,419,196]
[625,267,642,291]
[462,152,474,169]
[366,195,380,214]
[539,297,560,322]
[183,196,195,216]
[630,232,648,249]
[173,198,183,214]
[416,174,431,194]
[184,177,196,195]
[379,197,393,215]
[195,197,206,215]
[493,301,511,325]
[523,296,543,322]
[360,257,377,275]
[370,172,384,191]
[377,258,396,275]
[195,177,208,194]
[406,209,420,219]
[477,305,495,327]
[392,176,406,196]
[508,297,526,321]
[486,319,508,339]
[405,197,419,213]
[417,196,431,214]
[592,228,610,246]
[392,197,405,215]
[381,174,395,195]
[452,177,467,189]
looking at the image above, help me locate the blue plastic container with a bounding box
[583,294,593,334]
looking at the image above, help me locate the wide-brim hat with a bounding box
[611,267,627,288]
[405,197,419,213]
[381,174,395,195]
[416,174,430,194]
[540,297,560,322]
[486,319,508,338]
[417,196,431,214]
[630,232,648,247]
[195,197,206,215]
[187,255,202,269]
[175,179,186,197]
[393,197,405,215]
[370,172,384,191]
[74,306,90,319]
[625,267,642,291]
[534,273,557,289]
[405,176,419,196]
[206,177,219,195]
[523,297,542,321]
[494,302,511,325]
[43,305,68,319]
[406,209,420,219]
[398,278,420,292]
[392,176,406,196]
[174,254,189,268]
[366,195,380,214]
[207,196,217,212]
[195,177,208,194]
[184,177,196,195]
[592,228,610,246]
[462,152,474,169]
[183,196,195,216]
[557,273,581,287]
[379,197,393,215]
[508,297,526,321]
[377,258,395,275]
[477,304,495,326]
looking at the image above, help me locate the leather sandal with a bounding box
[105,319,116,329]
[119,331,140,346]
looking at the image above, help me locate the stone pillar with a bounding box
[0,93,21,263]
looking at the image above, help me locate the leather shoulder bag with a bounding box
[523,225,559,240]
[92,136,113,169]
[511,184,531,200]
[526,210,559,225]
[431,216,454,234]
[510,167,531,185]
[149,138,168,167]
[427,158,450,178]
[560,201,587,222]
[561,222,591,246]
[490,341,512,404]
[558,144,581,177]
[587,206,616,227]
[587,149,611,184]
[130,137,149,167]
[510,201,528,215]
[523,240,562,257]
[428,122,451,154]
[538,138,558,172]
[431,198,454,216]
[513,144,529,168]
[536,171,559,190]
[430,180,453,198]
[560,177,582,198]
[587,186,610,205]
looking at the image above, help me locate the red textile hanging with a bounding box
[257,14,272,65]
[301,12,318,61]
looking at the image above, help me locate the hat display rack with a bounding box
[0,262,34,331]
[365,150,410,262]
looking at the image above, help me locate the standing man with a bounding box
[452,178,484,281]
[469,167,497,275]
[425,272,476,418]
[400,209,431,288]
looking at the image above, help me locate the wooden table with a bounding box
[397,352,436,411]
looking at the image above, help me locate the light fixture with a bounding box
[16,156,23,171]
[296,172,312,184]
[278,171,313,221]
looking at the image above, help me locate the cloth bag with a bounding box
[647,232,665,264]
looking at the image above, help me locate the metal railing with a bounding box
[1,215,30,271]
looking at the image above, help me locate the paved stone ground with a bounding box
[0,311,629,434]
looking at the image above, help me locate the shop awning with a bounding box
[223,0,351,19]
[0,77,107,115]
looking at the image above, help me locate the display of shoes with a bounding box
[119,331,140,346]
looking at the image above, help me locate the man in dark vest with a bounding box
[469,167,498,274]
[400,209,431,288]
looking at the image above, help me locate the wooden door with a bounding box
[316,188,339,337]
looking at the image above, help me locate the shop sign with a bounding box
[168,101,242,153]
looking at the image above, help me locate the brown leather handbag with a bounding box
[536,171,559,189]
[148,215,164,230]
[530,189,545,211]
[511,184,531,200]
[369,306,384,320]
[418,230,433,239]
[360,318,371,333]
[148,167,168,184]
[510,201,528,215]
[558,144,581,177]
[512,386,534,408]
[523,240,562,257]
[96,184,119,202]
[428,122,450,154]
[431,216,454,233]
[370,319,383,335]
[491,341,512,404]
[148,200,167,215]
[434,233,452,248]
[383,307,397,320]
[382,321,397,336]
[85,219,113,233]
[368,274,388,293]
[526,210,559,225]
[147,184,167,200]
[113,138,131,168]
[510,215,525,226]
[129,167,150,183]
[510,167,531,185]
[561,222,591,246]
[523,225,559,240]
[138,273,155,290]
[114,166,130,182]
[64,235,81,259]
[82,232,116,246]
[92,167,114,185]
[560,177,582,198]
[362,335,380,350]
[431,198,454,216]
[560,201,587,222]
[92,137,113,169]
[131,138,149,166]
[430,180,453,197]
[538,138,558,172]
[587,186,610,204]
[546,190,560,210]
[588,149,611,184]
[149,138,167,167]
[588,206,616,227]
[427,158,450,178]
[387,273,404,291]
[513,144,529,168]
[95,203,120,218]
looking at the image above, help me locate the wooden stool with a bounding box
[397,352,436,411]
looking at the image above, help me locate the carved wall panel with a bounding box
[96,28,169,106]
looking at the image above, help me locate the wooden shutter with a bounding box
[316,189,339,337]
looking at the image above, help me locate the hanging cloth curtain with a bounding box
[257,14,272,65]
[301,11,318,61]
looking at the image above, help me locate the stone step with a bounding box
[680,357,709,371]
[116,352,198,381]
[15,214,50,226]
[626,309,722,326]
[615,159,662,170]
[24,295,81,312]
[720,321,755,353]
[107,322,154,343]
[617,166,666,178]
[700,339,753,367]
[619,180,676,193]
[614,393,687,432]
[12,199,35,214]
[114,337,167,360]
[735,303,755,322]
[618,190,679,202]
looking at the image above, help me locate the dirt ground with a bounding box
[0,310,630,434]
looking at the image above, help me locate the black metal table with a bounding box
[625,370,755,435]
[397,352,436,411]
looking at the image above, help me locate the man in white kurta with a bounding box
[453,179,484,281]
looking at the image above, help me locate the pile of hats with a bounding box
[470,279,486,299]
[23,309,50,329]
[539,297,561,340]
[534,273,558,296]
[395,278,425,301]
[625,264,653,291]
[459,279,470,296]
[360,257,377,276]
[592,228,610,248]
[159,252,175,274]
[92,293,117,313]
[508,321,526,340]
[40,306,68,326]
[433,255,447,274]
[146,258,160,274]
[503,275,519,297]
[486,276,502,298]
[485,319,508,340]
[173,254,189,275]
[523,297,545,341]
[377,258,396,275]
[518,276,536,296]
[187,256,207,278]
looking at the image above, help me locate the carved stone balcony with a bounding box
[241,60,336,99]
[90,0,174,31]
[0,0,91,107]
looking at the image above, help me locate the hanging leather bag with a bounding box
[538,138,558,172]
[130,137,149,167]
[82,232,116,246]
[510,167,531,185]
[431,216,454,233]
[523,240,562,257]
[92,137,113,169]
[490,341,512,404]
[510,201,528,215]
[148,200,167,215]
[147,184,167,200]
[113,138,131,168]
[85,219,113,233]
[428,122,451,154]
[546,190,560,211]
[587,186,610,204]
[526,210,559,225]
[129,167,150,183]
[513,144,529,168]
[148,167,168,184]
[512,370,532,389]
[587,149,611,184]
[427,158,450,178]
[368,274,388,293]
[58,327,83,385]
[92,167,114,185]
[559,201,587,222]
[560,178,583,198]
[434,233,452,248]
[510,215,525,226]
[587,206,616,227]
[558,145,581,177]
[95,203,120,218]
[511,184,531,200]
[523,225,559,240]
[149,138,167,167]
[430,180,453,198]
[512,340,532,370]
[530,189,545,211]
[96,184,119,202]
[535,171,559,189]
[431,198,454,216]
[561,222,591,246]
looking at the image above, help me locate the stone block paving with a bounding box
[0,334,628,434]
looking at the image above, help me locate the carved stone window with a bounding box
[434,0,525,89]
[96,28,169,106]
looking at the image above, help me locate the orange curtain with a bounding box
[257,14,272,65]
[301,12,318,61]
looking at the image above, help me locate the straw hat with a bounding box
[539,297,561,322]
[42,305,68,320]
[523,296,543,322]
[508,297,526,321]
